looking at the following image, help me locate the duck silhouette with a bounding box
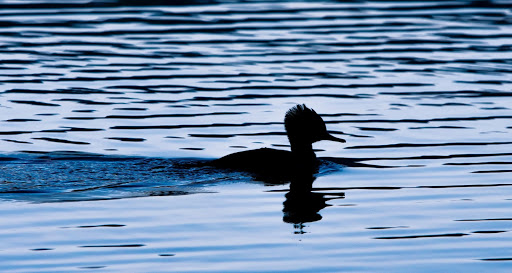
[283,177,345,226]
[213,104,346,182]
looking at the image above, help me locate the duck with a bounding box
[212,104,346,181]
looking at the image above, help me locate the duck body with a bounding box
[213,147,318,181]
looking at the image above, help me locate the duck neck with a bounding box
[290,140,316,164]
[287,136,318,178]
[290,141,317,178]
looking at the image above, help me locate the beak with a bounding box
[323,133,346,143]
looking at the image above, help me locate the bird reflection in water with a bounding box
[283,176,345,233]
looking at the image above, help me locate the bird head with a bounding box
[284,104,346,145]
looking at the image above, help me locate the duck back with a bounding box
[212,148,317,181]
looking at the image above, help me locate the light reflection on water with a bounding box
[1,0,512,271]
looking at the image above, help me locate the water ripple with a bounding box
[0,1,512,271]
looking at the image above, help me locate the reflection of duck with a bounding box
[282,177,345,229]
[213,104,346,181]
[283,177,328,224]
[284,191,327,224]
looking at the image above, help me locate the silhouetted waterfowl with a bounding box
[213,104,346,181]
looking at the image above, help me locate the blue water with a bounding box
[1,0,512,272]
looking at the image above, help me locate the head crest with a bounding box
[285,104,318,124]
[284,104,346,147]
[284,104,326,142]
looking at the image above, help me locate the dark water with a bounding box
[1,0,512,271]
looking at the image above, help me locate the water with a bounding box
[1,0,512,271]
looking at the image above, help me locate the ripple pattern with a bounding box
[1,0,512,272]
[0,0,509,162]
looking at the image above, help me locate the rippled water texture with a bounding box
[1,0,512,272]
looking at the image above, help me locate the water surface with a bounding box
[1,0,512,272]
